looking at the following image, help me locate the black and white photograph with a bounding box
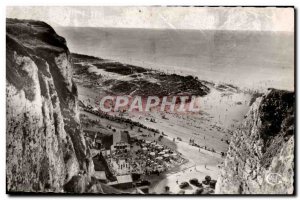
[5,6,295,195]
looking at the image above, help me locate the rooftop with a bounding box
[94,171,107,180]
[116,175,133,184]
[113,131,129,145]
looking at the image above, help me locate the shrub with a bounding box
[194,188,204,194]
[205,176,211,182]
[209,180,217,189]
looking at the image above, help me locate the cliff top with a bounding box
[7,18,68,53]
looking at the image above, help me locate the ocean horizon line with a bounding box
[54,25,294,34]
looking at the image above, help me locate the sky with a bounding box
[6,6,294,32]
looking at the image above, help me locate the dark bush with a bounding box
[205,175,211,182]
[179,182,189,189]
[189,178,202,187]
[209,180,217,189]
[194,188,204,194]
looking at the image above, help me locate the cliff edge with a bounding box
[6,18,119,193]
[216,89,295,194]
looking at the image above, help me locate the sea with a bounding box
[55,27,294,91]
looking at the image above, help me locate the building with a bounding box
[111,131,130,153]
[95,139,102,149]
[108,175,133,189]
[94,171,107,182]
[128,131,138,143]
[92,154,116,182]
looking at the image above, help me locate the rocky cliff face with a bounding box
[6,18,102,193]
[216,89,295,194]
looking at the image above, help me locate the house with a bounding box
[128,132,138,142]
[101,149,111,157]
[111,131,130,153]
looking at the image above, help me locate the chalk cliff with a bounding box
[6,18,119,193]
[216,89,294,194]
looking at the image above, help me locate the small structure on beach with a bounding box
[156,156,163,160]
[142,147,148,152]
[149,152,155,156]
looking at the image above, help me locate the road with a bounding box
[150,136,223,194]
